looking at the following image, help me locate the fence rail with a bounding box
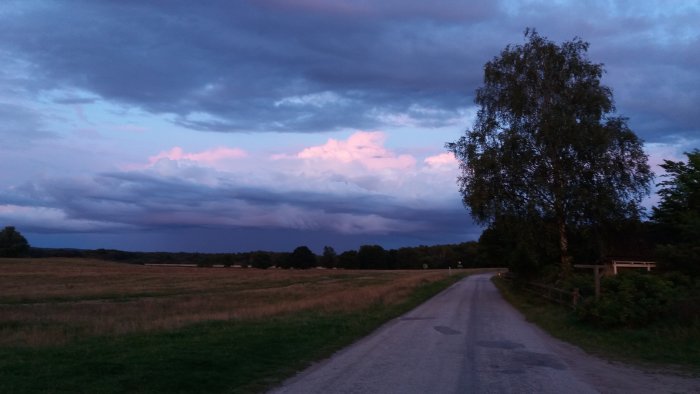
[498,272,580,308]
[611,260,656,274]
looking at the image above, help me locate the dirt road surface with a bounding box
[271,273,699,393]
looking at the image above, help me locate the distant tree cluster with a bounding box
[28,240,490,271]
[28,247,291,268]
[337,242,482,270]
[278,246,316,269]
[320,246,338,268]
[0,226,30,257]
[262,242,484,270]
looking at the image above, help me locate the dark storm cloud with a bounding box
[26,225,477,254]
[0,0,498,132]
[2,2,696,137]
[601,50,700,140]
[4,168,477,245]
[0,103,55,145]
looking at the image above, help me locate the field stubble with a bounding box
[0,258,479,347]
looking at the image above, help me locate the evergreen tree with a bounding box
[652,150,700,276]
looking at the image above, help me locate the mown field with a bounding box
[0,258,487,393]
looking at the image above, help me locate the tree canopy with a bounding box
[448,29,652,274]
[652,150,700,276]
[357,244,389,269]
[285,246,317,269]
[250,251,273,269]
[0,226,30,257]
[320,246,337,268]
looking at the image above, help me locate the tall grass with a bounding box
[0,258,485,347]
[0,258,482,392]
[0,259,474,346]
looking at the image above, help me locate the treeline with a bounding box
[333,243,481,270]
[25,241,487,270]
[27,247,289,269]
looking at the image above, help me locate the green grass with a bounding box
[492,277,700,373]
[0,273,467,393]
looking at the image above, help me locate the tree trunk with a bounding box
[558,216,572,277]
[553,156,572,278]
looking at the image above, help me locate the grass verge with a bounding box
[492,276,700,373]
[0,272,468,393]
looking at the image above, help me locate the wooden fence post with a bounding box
[573,265,604,300]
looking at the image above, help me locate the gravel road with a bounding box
[271,273,699,394]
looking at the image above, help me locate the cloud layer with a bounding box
[2,1,698,140]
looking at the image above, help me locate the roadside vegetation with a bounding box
[485,149,700,368]
[0,258,484,392]
[493,276,700,371]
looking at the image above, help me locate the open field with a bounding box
[0,258,488,347]
[0,258,490,392]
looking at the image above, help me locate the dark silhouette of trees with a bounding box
[320,246,337,268]
[476,216,559,278]
[652,150,700,276]
[338,250,358,269]
[357,245,388,269]
[251,252,273,269]
[22,238,488,271]
[448,29,652,276]
[286,246,316,269]
[0,226,30,257]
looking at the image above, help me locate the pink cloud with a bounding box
[297,131,416,171]
[424,152,457,168]
[148,146,247,165]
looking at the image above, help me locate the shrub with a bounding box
[562,273,595,298]
[661,272,700,321]
[251,252,272,269]
[576,272,676,327]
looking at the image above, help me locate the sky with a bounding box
[1,0,699,253]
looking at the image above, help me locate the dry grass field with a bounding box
[0,257,475,347]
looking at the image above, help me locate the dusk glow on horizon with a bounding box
[1,1,698,253]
